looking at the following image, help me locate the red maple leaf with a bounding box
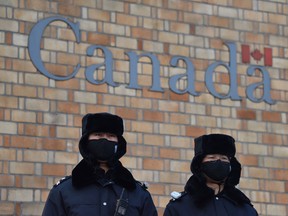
[251,49,263,62]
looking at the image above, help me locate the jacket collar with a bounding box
[184,174,252,207]
[72,159,136,191]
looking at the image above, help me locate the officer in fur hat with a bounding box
[164,133,258,216]
[42,113,158,216]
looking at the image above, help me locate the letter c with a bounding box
[28,16,80,80]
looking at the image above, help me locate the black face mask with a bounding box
[201,160,231,182]
[87,138,118,162]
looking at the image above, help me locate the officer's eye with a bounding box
[220,156,229,161]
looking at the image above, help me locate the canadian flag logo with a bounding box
[241,44,272,66]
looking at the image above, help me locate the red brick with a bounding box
[5,32,12,45]
[143,134,164,146]
[26,0,50,11]
[272,170,288,180]
[157,8,177,21]
[15,202,21,215]
[158,208,165,216]
[244,32,264,43]
[262,134,283,145]
[143,110,164,122]
[88,8,110,21]
[11,136,36,149]
[58,3,81,17]
[275,193,288,204]
[0,148,16,160]
[185,126,206,137]
[171,160,190,173]
[159,172,180,183]
[49,126,57,138]
[45,63,69,77]
[138,39,143,50]
[0,203,14,215]
[237,109,256,120]
[86,82,108,93]
[0,96,17,108]
[42,164,66,176]
[143,158,164,170]
[117,13,137,26]
[24,124,50,137]
[13,85,37,98]
[10,162,34,175]
[115,108,137,120]
[232,0,253,9]
[170,113,190,124]
[159,148,180,159]
[169,91,189,101]
[131,27,152,40]
[142,88,167,99]
[148,183,165,195]
[0,175,15,186]
[128,145,153,157]
[262,111,281,122]
[15,175,21,187]
[87,33,113,46]
[57,53,80,65]
[12,59,36,72]
[209,16,230,28]
[22,176,47,188]
[57,101,80,114]
[37,138,66,151]
[238,155,258,166]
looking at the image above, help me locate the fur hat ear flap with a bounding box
[226,157,241,186]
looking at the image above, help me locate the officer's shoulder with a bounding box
[169,191,187,202]
[53,175,72,188]
[136,181,149,190]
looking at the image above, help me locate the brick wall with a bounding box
[0,0,288,215]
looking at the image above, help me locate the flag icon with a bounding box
[241,44,272,66]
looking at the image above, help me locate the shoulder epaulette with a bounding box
[53,175,71,187]
[170,191,187,201]
[136,181,149,190]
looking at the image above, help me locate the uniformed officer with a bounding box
[164,133,258,216]
[42,112,158,216]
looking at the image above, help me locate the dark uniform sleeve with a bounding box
[163,191,187,216]
[163,201,177,216]
[141,192,158,216]
[42,177,70,216]
[42,187,67,216]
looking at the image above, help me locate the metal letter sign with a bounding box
[205,42,241,100]
[28,16,81,80]
[28,16,276,104]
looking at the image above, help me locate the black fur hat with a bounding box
[79,112,127,160]
[191,133,241,185]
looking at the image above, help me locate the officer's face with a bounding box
[88,132,118,142]
[202,154,230,163]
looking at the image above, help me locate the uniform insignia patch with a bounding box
[54,176,71,187]
[170,191,187,201]
[137,181,149,190]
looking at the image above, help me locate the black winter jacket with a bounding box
[164,175,258,216]
[42,160,157,216]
